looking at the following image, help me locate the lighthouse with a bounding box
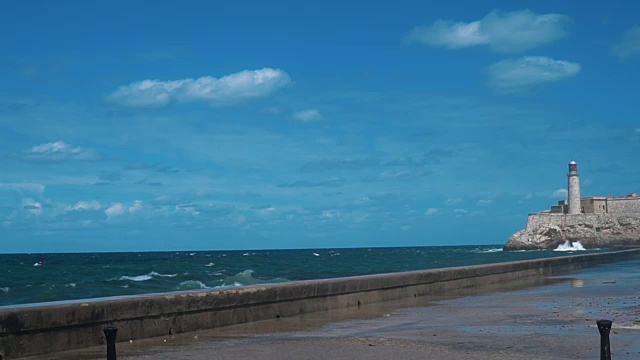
[567,160,581,214]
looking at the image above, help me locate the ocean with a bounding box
[0,244,599,307]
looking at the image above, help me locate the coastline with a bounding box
[34,258,640,360]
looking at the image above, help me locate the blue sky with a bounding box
[1,0,639,253]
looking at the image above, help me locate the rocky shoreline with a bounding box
[504,213,640,251]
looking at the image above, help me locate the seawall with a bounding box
[1,249,639,359]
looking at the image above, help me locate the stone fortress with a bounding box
[504,160,640,250]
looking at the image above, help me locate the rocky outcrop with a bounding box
[504,213,640,250]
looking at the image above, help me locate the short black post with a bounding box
[104,325,118,360]
[597,319,612,360]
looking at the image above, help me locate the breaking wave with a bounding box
[118,275,152,282]
[472,247,503,254]
[177,280,208,290]
[148,271,177,278]
[113,271,178,282]
[215,270,290,288]
[554,241,586,252]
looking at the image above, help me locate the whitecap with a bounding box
[313,253,320,256]
[0,287,9,293]
[472,247,504,254]
[204,263,215,267]
[213,282,243,289]
[65,283,76,288]
[118,275,153,282]
[149,271,177,278]
[177,280,208,290]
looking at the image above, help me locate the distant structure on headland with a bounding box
[504,160,640,250]
[545,160,640,215]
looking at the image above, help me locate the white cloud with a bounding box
[25,141,97,161]
[518,193,534,203]
[70,201,101,211]
[445,197,463,205]
[105,200,146,218]
[175,204,200,216]
[405,9,570,53]
[425,208,440,215]
[611,26,640,59]
[487,56,580,93]
[256,207,276,216]
[105,203,126,217]
[476,199,494,206]
[292,109,322,122]
[128,200,144,214]
[322,210,338,219]
[552,188,568,198]
[22,198,43,216]
[108,68,291,108]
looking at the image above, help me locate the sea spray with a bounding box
[554,241,586,252]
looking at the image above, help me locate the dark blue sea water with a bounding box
[0,245,603,307]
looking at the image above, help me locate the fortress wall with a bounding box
[608,197,640,214]
[525,213,599,231]
[1,249,639,359]
[525,212,640,232]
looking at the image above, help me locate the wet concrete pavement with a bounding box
[34,259,640,360]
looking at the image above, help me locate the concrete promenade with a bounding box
[33,258,640,360]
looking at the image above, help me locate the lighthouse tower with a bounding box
[567,160,581,214]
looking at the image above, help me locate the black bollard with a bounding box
[597,319,613,360]
[104,325,118,360]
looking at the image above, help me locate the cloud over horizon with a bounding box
[487,56,580,93]
[108,68,291,108]
[611,25,640,59]
[292,109,322,122]
[23,141,98,162]
[405,9,571,53]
